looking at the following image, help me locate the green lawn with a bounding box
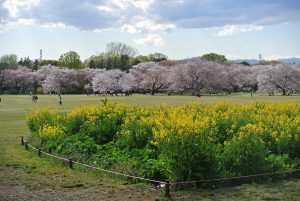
[1,94,300,200]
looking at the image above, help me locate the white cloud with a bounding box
[96,5,114,12]
[111,0,127,9]
[96,0,128,12]
[217,24,264,36]
[0,19,15,33]
[40,22,67,29]
[133,34,165,46]
[1,0,299,33]
[121,17,176,34]
[3,0,40,17]
[121,24,140,34]
[129,0,154,11]
[135,18,176,32]
[0,18,37,32]
[0,18,67,32]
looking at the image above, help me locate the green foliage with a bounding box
[54,134,98,161]
[39,59,61,66]
[0,54,18,70]
[161,133,220,181]
[27,102,300,183]
[223,125,267,175]
[117,111,154,149]
[106,42,137,57]
[202,53,227,64]
[131,55,150,65]
[240,61,251,66]
[149,52,168,62]
[18,57,33,69]
[258,60,282,65]
[85,53,132,71]
[27,109,64,134]
[59,51,83,69]
[85,42,139,70]
[266,154,299,172]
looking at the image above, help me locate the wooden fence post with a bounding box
[38,148,42,157]
[164,181,170,197]
[21,136,24,145]
[68,158,73,169]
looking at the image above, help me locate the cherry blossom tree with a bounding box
[129,62,172,95]
[222,64,257,93]
[173,61,220,95]
[257,64,300,95]
[42,66,81,94]
[2,66,43,94]
[92,69,129,95]
[78,68,106,94]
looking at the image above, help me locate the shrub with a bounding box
[27,102,300,182]
[222,124,267,175]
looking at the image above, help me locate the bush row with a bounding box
[27,102,300,182]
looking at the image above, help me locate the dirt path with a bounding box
[0,183,161,201]
[0,165,162,201]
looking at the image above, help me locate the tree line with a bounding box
[0,42,168,71]
[1,59,299,96]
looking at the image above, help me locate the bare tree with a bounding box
[106,42,137,57]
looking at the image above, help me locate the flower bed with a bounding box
[27,102,300,182]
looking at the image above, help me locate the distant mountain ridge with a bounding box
[183,57,300,64]
[230,58,300,64]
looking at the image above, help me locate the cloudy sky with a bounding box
[0,0,300,60]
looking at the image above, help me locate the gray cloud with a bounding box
[150,0,300,28]
[1,0,299,32]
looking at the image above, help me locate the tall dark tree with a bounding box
[33,60,39,71]
[149,53,168,62]
[19,57,33,69]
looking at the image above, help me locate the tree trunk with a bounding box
[151,83,155,95]
[282,90,286,96]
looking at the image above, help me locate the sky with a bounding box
[0,0,300,61]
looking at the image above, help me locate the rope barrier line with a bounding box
[73,160,165,184]
[27,143,69,162]
[170,168,300,185]
[24,141,300,187]
[27,143,38,151]
[40,150,69,162]
[25,142,164,184]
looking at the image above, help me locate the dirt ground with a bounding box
[0,167,162,201]
[0,184,161,201]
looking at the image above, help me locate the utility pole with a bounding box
[259,53,262,61]
[40,49,43,61]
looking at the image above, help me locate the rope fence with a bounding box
[169,169,300,185]
[20,136,300,197]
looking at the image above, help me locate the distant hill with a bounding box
[230,59,259,64]
[277,58,300,64]
[230,58,300,64]
[182,57,300,64]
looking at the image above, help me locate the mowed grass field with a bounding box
[1,94,300,201]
